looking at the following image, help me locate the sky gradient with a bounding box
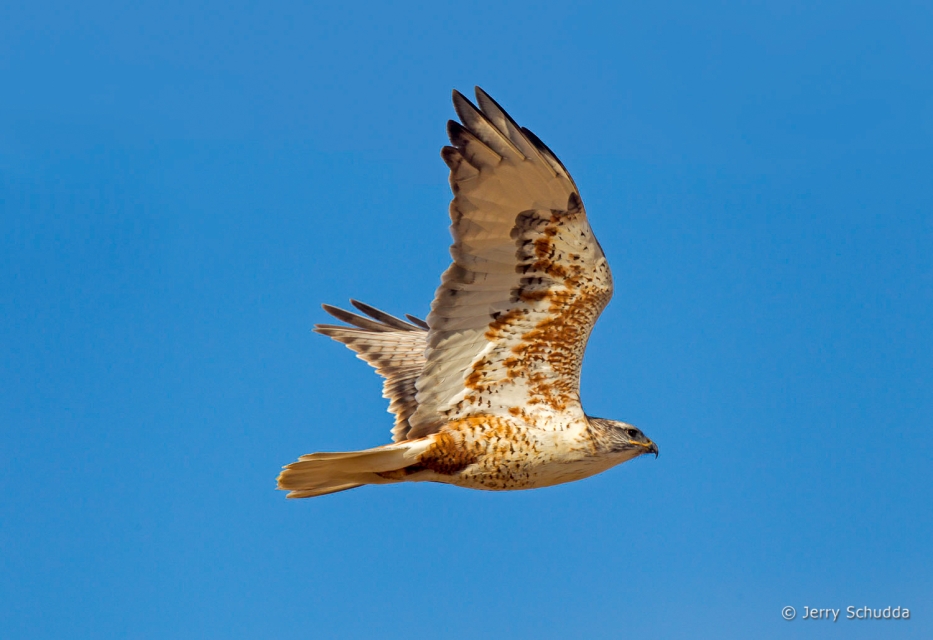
[2,2,931,638]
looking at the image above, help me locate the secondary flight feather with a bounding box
[278,87,657,498]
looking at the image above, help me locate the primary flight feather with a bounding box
[277,88,657,499]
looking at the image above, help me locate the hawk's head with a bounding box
[587,417,658,458]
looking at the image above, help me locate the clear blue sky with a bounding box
[2,2,931,638]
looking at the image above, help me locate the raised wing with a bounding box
[406,88,613,439]
[315,301,428,442]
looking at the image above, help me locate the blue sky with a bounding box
[2,2,931,638]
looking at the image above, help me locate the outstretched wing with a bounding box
[314,301,428,442]
[406,88,613,439]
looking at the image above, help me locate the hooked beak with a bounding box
[629,440,659,458]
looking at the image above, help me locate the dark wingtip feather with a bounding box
[319,301,426,334]
[452,89,480,119]
[320,304,390,332]
[474,87,523,136]
[521,126,569,174]
[474,86,509,119]
[447,119,466,145]
[350,299,421,331]
[405,314,429,330]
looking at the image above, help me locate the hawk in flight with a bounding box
[278,88,657,498]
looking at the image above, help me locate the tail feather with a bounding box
[277,439,431,499]
[284,483,364,499]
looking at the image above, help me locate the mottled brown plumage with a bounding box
[277,88,657,498]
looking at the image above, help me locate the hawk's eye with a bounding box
[625,428,639,438]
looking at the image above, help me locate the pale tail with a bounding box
[276,439,431,498]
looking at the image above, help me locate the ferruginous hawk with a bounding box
[277,88,657,498]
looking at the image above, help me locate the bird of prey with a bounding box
[277,87,657,498]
